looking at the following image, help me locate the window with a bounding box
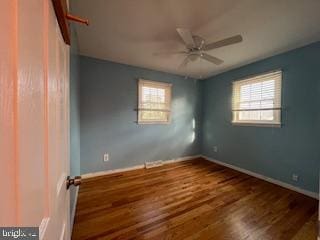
[232,70,282,126]
[138,79,172,124]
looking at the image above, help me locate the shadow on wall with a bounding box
[83,107,198,167]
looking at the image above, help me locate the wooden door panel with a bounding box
[0,0,18,226]
[0,0,70,238]
[17,0,46,225]
[44,0,70,239]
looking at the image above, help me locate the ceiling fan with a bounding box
[154,28,243,68]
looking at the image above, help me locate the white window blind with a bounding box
[138,79,172,124]
[232,70,282,126]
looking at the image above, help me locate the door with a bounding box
[0,0,70,239]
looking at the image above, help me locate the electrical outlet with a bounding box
[103,153,109,162]
[292,174,299,182]
[213,146,218,152]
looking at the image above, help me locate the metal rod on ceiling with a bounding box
[66,13,89,26]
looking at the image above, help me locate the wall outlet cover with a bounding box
[103,153,109,162]
[213,146,218,152]
[292,174,299,182]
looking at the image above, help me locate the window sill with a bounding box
[232,122,281,128]
[137,121,171,125]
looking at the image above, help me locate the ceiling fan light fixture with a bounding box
[153,28,243,70]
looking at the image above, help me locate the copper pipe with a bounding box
[66,13,89,26]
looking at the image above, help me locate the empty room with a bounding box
[1,0,320,239]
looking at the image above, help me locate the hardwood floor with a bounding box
[72,158,318,240]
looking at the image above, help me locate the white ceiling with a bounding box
[71,0,320,79]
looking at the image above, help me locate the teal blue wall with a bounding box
[201,42,320,193]
[70,26,80,222]
[77,42,319,193]
[80,56,201,174]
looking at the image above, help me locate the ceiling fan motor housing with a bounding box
[156,28,242,68]
[189,35,205,52]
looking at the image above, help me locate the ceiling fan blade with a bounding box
[153,51,187,56]
[201,53,224,65]
[176,28,195,48]
[178,55,192,69]
[204,35,243,51]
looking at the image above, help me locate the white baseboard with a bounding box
[82,155,200,179]
[70,187,79,233]
[81,154,317,199]
[164,155,201,164]
[145,160,164,169]
[201,155,318,200]
[82,164,145,179]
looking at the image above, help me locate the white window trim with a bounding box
[232,70,282,127]
[137,79,172,124]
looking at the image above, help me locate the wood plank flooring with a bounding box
[72,158,318,240]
